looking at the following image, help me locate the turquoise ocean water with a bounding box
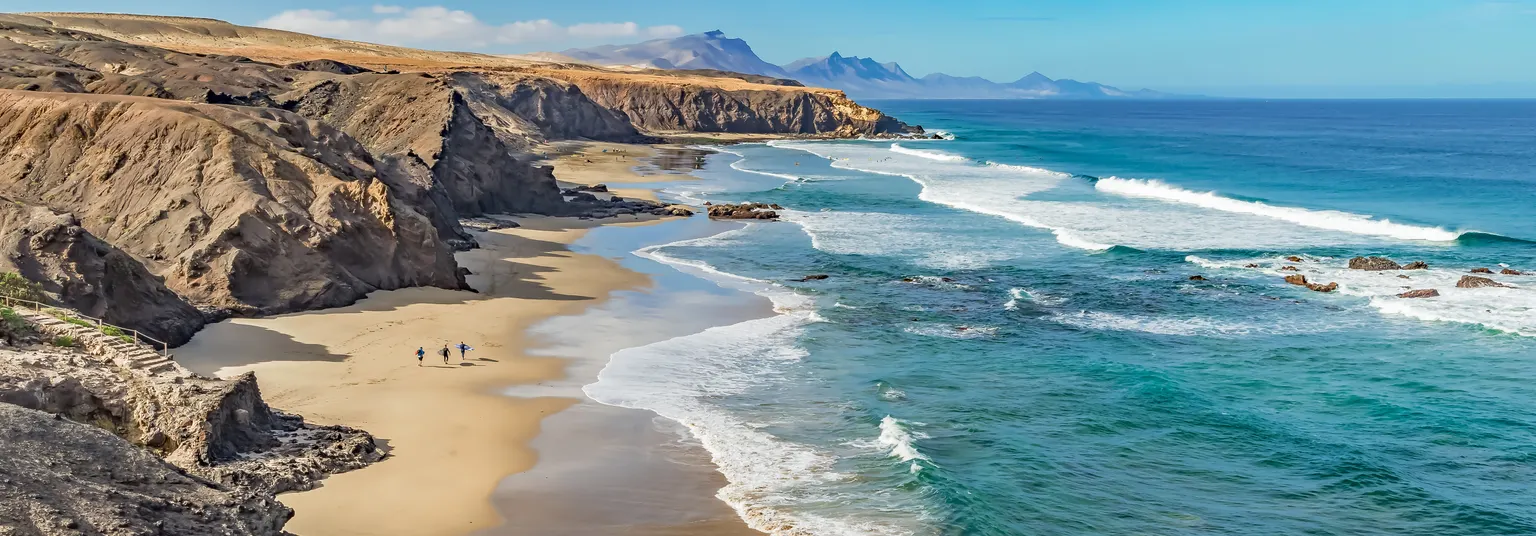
[582,100,1536,535]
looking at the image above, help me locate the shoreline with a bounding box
[175,143,767,535]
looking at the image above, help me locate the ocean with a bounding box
[581,100,1536,535]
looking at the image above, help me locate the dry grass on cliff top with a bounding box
[7,12,830,94]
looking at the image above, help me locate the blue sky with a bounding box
[15,0,1536,97]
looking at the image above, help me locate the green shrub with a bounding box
[61,316,94,328]
[0,272,42,303]
[0,306,33,343]
[52,335,75,347]
[99,325,135,343]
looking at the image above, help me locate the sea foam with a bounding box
[1095,177,1463,242]
[1186,255,1535,337]
[590,228,927,536]
[769,141,1476,253]
[889,143,969,162]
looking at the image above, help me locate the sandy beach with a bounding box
[544,141,707,202]
[175,147,759,536]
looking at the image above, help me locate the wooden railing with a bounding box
[0,295,171,357]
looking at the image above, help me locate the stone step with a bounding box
[143,362,178,374]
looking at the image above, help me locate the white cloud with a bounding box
[646,25,685,38]
[257,5,684,48]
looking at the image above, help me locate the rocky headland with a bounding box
[0,11,919,535]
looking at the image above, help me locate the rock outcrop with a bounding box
[1457,276,1507,289]
[0,201,204,345]
[1502,268,1524,275]
[0,403,291,536]
[1470,267,1493,274]
[1348,256,1402,271]
[1402,261,1428,270]
[1284,274,1338,293]
[1397,289,1440,298]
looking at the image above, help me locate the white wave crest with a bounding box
[1049,311,1288,337]
[985,161,1072,178]
[1004,287,1065,309]
[1096,177,1462,242]
[889,143,969,162]
[877,416,929,463]
[903,323,997,339]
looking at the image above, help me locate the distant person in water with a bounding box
[416,347,425,366]
[456,342,473,360]
[440,344,451,364]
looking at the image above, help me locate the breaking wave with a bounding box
[1094,177,1464,242]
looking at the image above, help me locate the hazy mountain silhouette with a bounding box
[562,32,1174,99]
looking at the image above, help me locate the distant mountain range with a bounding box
[561,31,1174,100]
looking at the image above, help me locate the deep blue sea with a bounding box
[584,100,1536,535]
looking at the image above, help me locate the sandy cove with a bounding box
[176,143,752,535]
[177,216,645,535]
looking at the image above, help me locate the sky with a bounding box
[10,0,1536,97]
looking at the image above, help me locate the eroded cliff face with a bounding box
[0,91,464,315]
[0,339,383,535]
[548,71,916,136]
[0,202,204,345]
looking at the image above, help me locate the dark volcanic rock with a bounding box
[1397,289,1441,298]
[1188,275,1206,281]
[1349,256,1402,271]
[794,274,830,282]
[1457,275,1507,288]
[284,59,373,75]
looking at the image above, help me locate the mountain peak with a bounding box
[703,30,726,38]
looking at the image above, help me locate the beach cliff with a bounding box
[0,10,915,535]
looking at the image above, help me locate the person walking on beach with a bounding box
[456,342,473,360]
[440,344,451,364]
[416,347,425,366]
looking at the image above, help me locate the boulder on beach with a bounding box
[1457,275,1507,288]
[1397,289,1440,298]
[1470,267,1494,274]
[1502,268,1524,275]
[1402,261,1429,270]
[707,203,779,220]
[1349,256,1401,270]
